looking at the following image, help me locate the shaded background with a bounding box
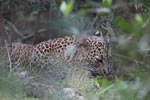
[0,0,150,100]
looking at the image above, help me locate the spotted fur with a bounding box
[5,32,112,75]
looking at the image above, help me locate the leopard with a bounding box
[4,43,33,66]
[30,31,112,76]
[4,31,113,76]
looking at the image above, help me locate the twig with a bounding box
[91,14,99,27]
[7,21,24,38]
[22,29,47,41]
[5,20,47,42]
[32,0,43,43]
[5,40,12,72]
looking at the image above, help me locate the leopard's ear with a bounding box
[95,31,103,37]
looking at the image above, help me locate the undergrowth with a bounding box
[0,51,150,100]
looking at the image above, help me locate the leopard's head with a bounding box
[79,31,111,75]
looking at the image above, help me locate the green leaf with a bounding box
[135,14,143,24]
[115,17,135,33]
[60,1,67,13]
[102,0,112,8]
[60,0,74,16]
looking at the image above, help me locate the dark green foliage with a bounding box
[115,17,135,33]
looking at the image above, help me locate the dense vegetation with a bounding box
[0,0,150,100]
